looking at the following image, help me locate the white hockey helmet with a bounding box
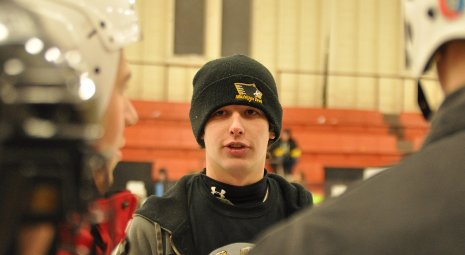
[14,0,141,117]
[403,0,465,78]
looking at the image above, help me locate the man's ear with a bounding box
[269,131,276,140]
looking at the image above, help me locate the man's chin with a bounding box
[93,158,117,195]
[222,158,251,170]
[93,170,112,194]
[108,156,120,172]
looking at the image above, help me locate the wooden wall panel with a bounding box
[127,0,442,113]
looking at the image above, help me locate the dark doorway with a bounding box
[110,161,153,197]
[324,167,364,198]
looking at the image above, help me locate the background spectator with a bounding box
[268,128,301,180]
[153,167,175,197]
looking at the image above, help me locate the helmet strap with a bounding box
[417,80,433,120]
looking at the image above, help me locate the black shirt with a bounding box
[190,174,286,255]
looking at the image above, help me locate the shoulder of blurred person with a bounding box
[252,122,465,254]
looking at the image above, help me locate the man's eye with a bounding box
[245,109,259,116]
[212,110,226,117]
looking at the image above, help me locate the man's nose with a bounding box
[125,99,139,127]
[229,112,244,136]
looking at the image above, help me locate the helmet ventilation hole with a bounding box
[427,8,436,19]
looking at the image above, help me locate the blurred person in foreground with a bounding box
[0,0,141,254]
[250,0,465,254]
[121,54,313,255]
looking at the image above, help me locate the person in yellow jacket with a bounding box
[268,128,301,180]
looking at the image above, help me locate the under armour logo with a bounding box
[211,186,226,199]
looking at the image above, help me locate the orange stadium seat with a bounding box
[122,100,405,186]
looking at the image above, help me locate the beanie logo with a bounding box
[234,83,263,104]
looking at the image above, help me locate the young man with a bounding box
[123,54,313,255]
[1,0,141,254]
[250,1,465,254]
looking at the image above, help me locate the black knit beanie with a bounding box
[189,54,282,148]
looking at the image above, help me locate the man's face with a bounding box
[203,105,274,184]
[93,52,138,193]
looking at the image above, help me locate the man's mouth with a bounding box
[224,142,249,156]
[228,143,245,149]
[226,142,247,149]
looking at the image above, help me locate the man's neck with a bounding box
[205,166,264,186]
[438,41,465,95]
